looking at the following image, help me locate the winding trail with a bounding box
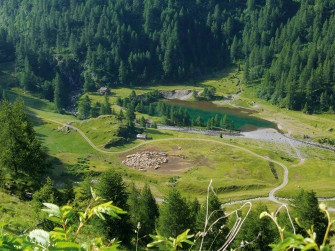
[33,114,335,211]
[33,114,289,203]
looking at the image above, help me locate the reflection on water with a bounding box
[162,100,276,131]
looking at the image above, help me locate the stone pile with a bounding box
[122,151,168,171]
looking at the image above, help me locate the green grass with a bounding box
[8,88,79,123]
[0,191,36,234]
[32,116,95,155]
[199,66,240,95]
[110,139,283,201]
[277,146,335,198]
[2,62,335,206]
[238,80,335,142]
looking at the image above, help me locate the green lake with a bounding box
[157,100,276,131]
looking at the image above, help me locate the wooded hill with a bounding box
[0,0,334,112]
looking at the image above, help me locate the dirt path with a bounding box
[33,114,335,211]
[33,114,289,203]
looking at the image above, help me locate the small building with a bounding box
[98,87,109,95]
[136,134,147,140]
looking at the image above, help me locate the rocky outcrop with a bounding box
[122,151,168,171]
[159,90,192,100]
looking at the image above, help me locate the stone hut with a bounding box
[136,134,148,140]
[98,87,109,95]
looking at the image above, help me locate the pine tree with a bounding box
[192,90,198,100]
[243,61,250,83]
[96,169,132,244]
[232,204,278,250]
[64,179,75,204]
[196,116,203,127]
[119,61,128,85]
[293,190,328,245]
[90,102,101,118]
[126,106,136,122]
[158,189,193,238]
[230,36,238,61]
[195,192,227,250]
[83,71,95,92]
[129,183,159,244]
[78,95,91,120]
[118,109,125,123]
[320,92,329,112]
[130,90,136,100]
[32,177,61,209]
[2,89,7,101]
[140,116,147,128]
[54,73,65,113]
[222,115,229,129]
[0,99,48,186]
[214,114,220,127]
[104,93,112,114]
[135,102,142,113]
[230,120,235,130]
[148,104,154,116]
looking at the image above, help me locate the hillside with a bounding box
[1,0,335,250]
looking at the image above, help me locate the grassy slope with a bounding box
[0,191,36,234]
[236,80,335,141]
[1,62,335,234]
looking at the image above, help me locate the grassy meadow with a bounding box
[1,62,335,234]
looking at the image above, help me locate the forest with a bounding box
[3,0,335,113]
[1,0,335,250]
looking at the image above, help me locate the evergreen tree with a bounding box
[0,99,48,186]
[135,101,143,113]
[196,116,203,127]
[78,95,91,120]
[32,177,61,209]
[2,89,7,101]
[148,104,154,116]
[214,114,220,127]
[230,120,235,130]
[243,61,250,83]
[119,61,128,85]
[192,90,198,100]
[96,168,132,244]
[83,71,95,92]
[293,190,328,245]
[118,109,125,123]
[104,93,112,114]
[230,36,238,61]
[140,116,147,128]
[90,102,101,118]
[64,179,75,204]
[54,73,65,113]
[129,183,159,244]
[232,204,278,250]
[126,106,136,122]
[158,189,193,238]
[195,192,227,250]
[222,115,229,129]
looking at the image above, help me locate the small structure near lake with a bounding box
[98,87,109,95]
[136,134,148,140]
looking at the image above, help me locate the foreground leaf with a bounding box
[28,229,50,248]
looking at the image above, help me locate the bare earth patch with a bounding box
[118,145,206,174]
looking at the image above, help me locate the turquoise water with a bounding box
[155,100,276,131]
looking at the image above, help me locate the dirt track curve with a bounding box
[33,114,335,211]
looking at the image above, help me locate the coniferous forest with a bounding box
[1,0,335,113]
[2,1,335,250]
